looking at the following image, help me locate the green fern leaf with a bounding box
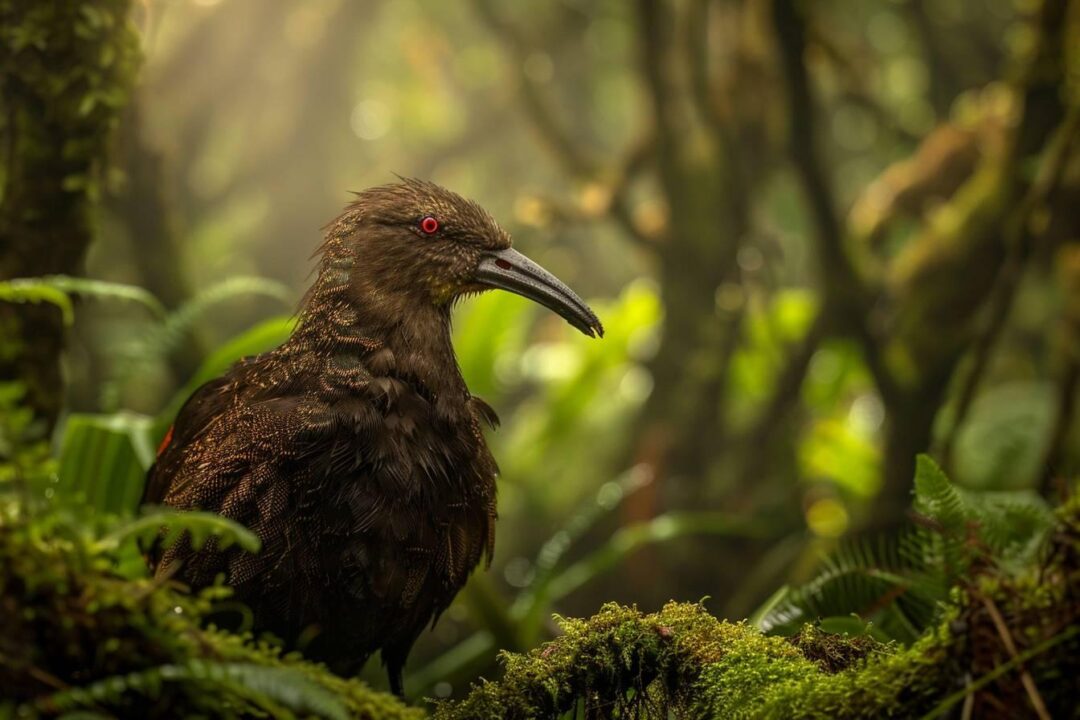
[912,455,966,533]
[43,662,348,720]
[94,507,260,555]
[32,275,168,318]
[0,279,75,324]
[149,276,292,356]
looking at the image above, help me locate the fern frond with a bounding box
[164,276,292,342]
[759,532,938,642]
[912,455,967,534]
[132,276,292,361]
[962,489,1054,563]
[41,662,348,720]
[34,275,168,318]
[94,508,260,555]
[0,279,75,324]
[526,468,651,595]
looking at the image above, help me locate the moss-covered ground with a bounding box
[3,497,1076,719]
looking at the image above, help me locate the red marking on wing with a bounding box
[157,425,175,457]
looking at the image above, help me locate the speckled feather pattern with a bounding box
[143,180,507,685]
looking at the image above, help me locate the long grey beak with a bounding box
[476,248,604,338]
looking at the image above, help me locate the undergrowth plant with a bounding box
[757,456,1056,643]
[0,488,421,720]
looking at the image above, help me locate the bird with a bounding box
[141,178,603,696]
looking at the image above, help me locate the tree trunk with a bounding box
[0,0,139,431]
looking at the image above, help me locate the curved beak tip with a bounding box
[476,248,605,341]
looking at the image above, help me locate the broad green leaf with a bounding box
[57,413,154,516]
[817,615,873,636]
[952,381,1055,489]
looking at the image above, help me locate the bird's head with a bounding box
[323,178,603,338]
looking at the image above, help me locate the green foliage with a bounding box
[757,456,1055,643]
[0,491,420,720]
[132,276,292,363]
[0,383,52,488]
[950,382,1057,490]
[3,459,1076,718]
[57,412,154,516]
[436,494,1079,719]
[0,280,76,326]
[488,281,661,513]
[42,662,351,720]
[2,282,298,521]
[2,276,168,319]
[95,507,260,555]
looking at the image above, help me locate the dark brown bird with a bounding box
[142,179,602,696]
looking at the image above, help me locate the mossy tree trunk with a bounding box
[772,0,1072,528]
[0,0,140,432]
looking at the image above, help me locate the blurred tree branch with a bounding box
[471,0,660,248]
[806,26,920,146]
[904,0,964,118]
[771,0,895,400]
[1040,232,1080,496]
[939,110,1080,471]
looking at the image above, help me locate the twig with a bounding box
[974,591,1052,720]
[471,0,659,248]
[611,136,661,246]
[903,0,962,118]
[0,650,68,692]
[471,0,598,178]
[806,26,919,145]
[919,625,1077,720]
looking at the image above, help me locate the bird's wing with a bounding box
[146,363,498,639]
[147,382,318,585]
[142,376,231,507]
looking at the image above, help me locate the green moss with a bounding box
[430,601,942,720]
[0,498,422,719]
[0,0,141,207]
[436,498,1079,720]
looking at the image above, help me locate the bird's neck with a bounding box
[288,253,467,404]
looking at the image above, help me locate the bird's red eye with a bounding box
[420,216,439,234]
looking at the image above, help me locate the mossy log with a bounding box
[438,502,1077,719]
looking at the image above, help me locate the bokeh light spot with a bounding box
[350,99,391,141]
[806,498,849,538]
